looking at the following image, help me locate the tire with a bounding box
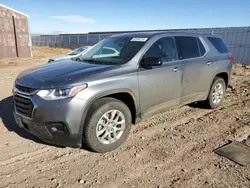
[84,97,132,153]
[206,77,226,109]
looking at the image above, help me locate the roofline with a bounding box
[34,26,250,36]
[54,26,250,35]
[88,26,250,34]
[107,31,214,38]
[0,4,29,17]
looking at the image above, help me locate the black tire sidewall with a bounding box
[84,98,132,153]
[208,77,226,109]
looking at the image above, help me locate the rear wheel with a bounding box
[84,97,132,153]
[206,77,226,109]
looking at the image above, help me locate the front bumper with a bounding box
[13,94,88,148]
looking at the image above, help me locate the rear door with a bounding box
[175,36,210,103]
[138,37,182,115]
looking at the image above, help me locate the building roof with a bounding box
[0,4,29,17]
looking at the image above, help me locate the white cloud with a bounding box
[51,15,96,23]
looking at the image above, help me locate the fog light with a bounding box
[46,122,69,135]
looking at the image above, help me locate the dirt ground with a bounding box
[0,47,250,188]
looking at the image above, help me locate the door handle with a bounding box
[207,61,212,66]
[172,67,179,72]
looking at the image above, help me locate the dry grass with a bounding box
[0,58,19,67]
[33,46,71,58]
[232,63,250,76]
[0,46,71,67]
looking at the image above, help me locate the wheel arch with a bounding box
[203,70,229,100]
[214,72,229,88]
[79,89,138,139]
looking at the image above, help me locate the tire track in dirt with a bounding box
[132,97,250,140]
[115,98,250,188]
[0,147,50,167]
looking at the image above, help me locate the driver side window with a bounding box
[145,37,177,62]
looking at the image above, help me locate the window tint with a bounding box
[207,37,229,53]
[145,37,177,62]
[197,38,206,56]
[175,36,200,59]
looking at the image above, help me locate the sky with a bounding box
[1,0,250,34]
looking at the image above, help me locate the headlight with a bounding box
[37,84,87,100]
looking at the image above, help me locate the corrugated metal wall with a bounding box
[32,26,250,63]
[0,6,31,58]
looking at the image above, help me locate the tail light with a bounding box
[228,56,234,62]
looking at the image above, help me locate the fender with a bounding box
[78,88,139,138]
[211,68,230,86]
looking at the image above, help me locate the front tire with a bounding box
[206,77,226,109]
[84,97,132,153]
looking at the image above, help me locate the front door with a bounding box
[138,37,182,116]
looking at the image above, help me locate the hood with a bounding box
[16,60,117,89]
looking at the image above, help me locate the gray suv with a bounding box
[13,32,233,152]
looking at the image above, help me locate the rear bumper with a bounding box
[13,94,88,148]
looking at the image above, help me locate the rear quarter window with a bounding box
[197,38,206,56]
[207,37,229,53]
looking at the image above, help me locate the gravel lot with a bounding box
[0,47,250,188]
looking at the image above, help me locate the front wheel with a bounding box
[206,77,226,109]
[84,97,132,153]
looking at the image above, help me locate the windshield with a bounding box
[67,47,87,55]
[80,37,147,64]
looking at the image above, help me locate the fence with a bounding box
[32,34,112,49]
[32,26,250,63]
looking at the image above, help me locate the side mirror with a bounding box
[141,56,162,67]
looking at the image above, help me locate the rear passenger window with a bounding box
[207,37,229,53]
[175,36,200,60]
[197,38,206,56]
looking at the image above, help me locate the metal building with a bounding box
[0,4,32,58]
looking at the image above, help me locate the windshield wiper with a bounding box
[81,58,93,61]
[108,56,121,59]
[80,58,107,65]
